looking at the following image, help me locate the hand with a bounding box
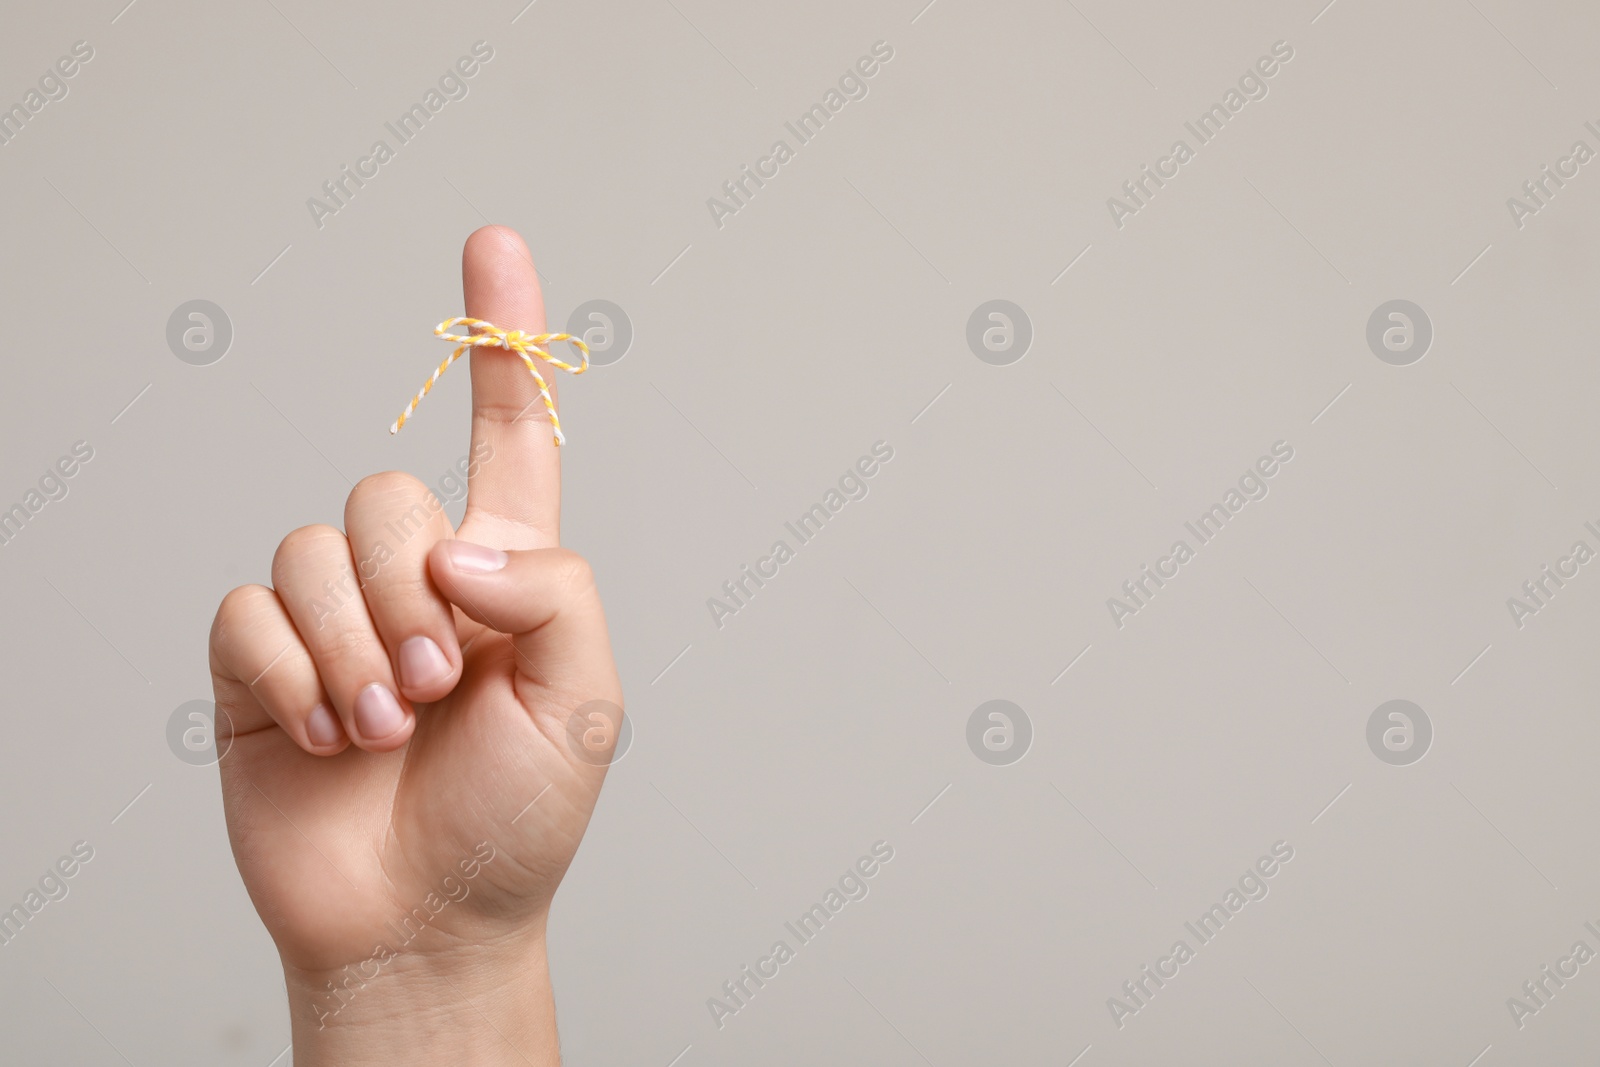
[207,226,621,1066]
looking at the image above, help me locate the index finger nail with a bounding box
[398,636,452,690]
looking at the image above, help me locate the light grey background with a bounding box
[1,0,1596,1063]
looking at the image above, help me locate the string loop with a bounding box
[390,317,589,445]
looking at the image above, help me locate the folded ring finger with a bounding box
[272,524,415,751]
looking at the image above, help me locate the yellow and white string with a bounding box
[391,318,589,445]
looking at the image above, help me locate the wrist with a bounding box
[284,926,560,1066]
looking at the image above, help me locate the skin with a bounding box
[208,226,619,1065]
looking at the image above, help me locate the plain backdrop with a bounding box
[3,0,1600,1063]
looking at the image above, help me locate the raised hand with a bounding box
[208,226,620,1066]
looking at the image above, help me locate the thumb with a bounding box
[428,539,619,703]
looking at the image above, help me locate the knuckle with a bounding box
[347,472,445,551]
[365,567,435,609]
[348,470,430,513]
[318,620,383,664]
[548,549,596,600]
[216,583,272,625]
[272,524,347,577]
[211,584,276,657]
[472,398,552,427]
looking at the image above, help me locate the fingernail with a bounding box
[354,683,407,741]
[306,703,343,748]
[399,636,452,690]
[445,540,508,573]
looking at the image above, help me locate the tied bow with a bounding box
[391,317,589,445]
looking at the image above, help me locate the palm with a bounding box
[211,228,619,979]
[220,604,596,972]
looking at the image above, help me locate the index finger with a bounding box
[459,225,561,549]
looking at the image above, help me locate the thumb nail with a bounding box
[444,540,508,574]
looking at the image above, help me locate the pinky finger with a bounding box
[209,584,348,755]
